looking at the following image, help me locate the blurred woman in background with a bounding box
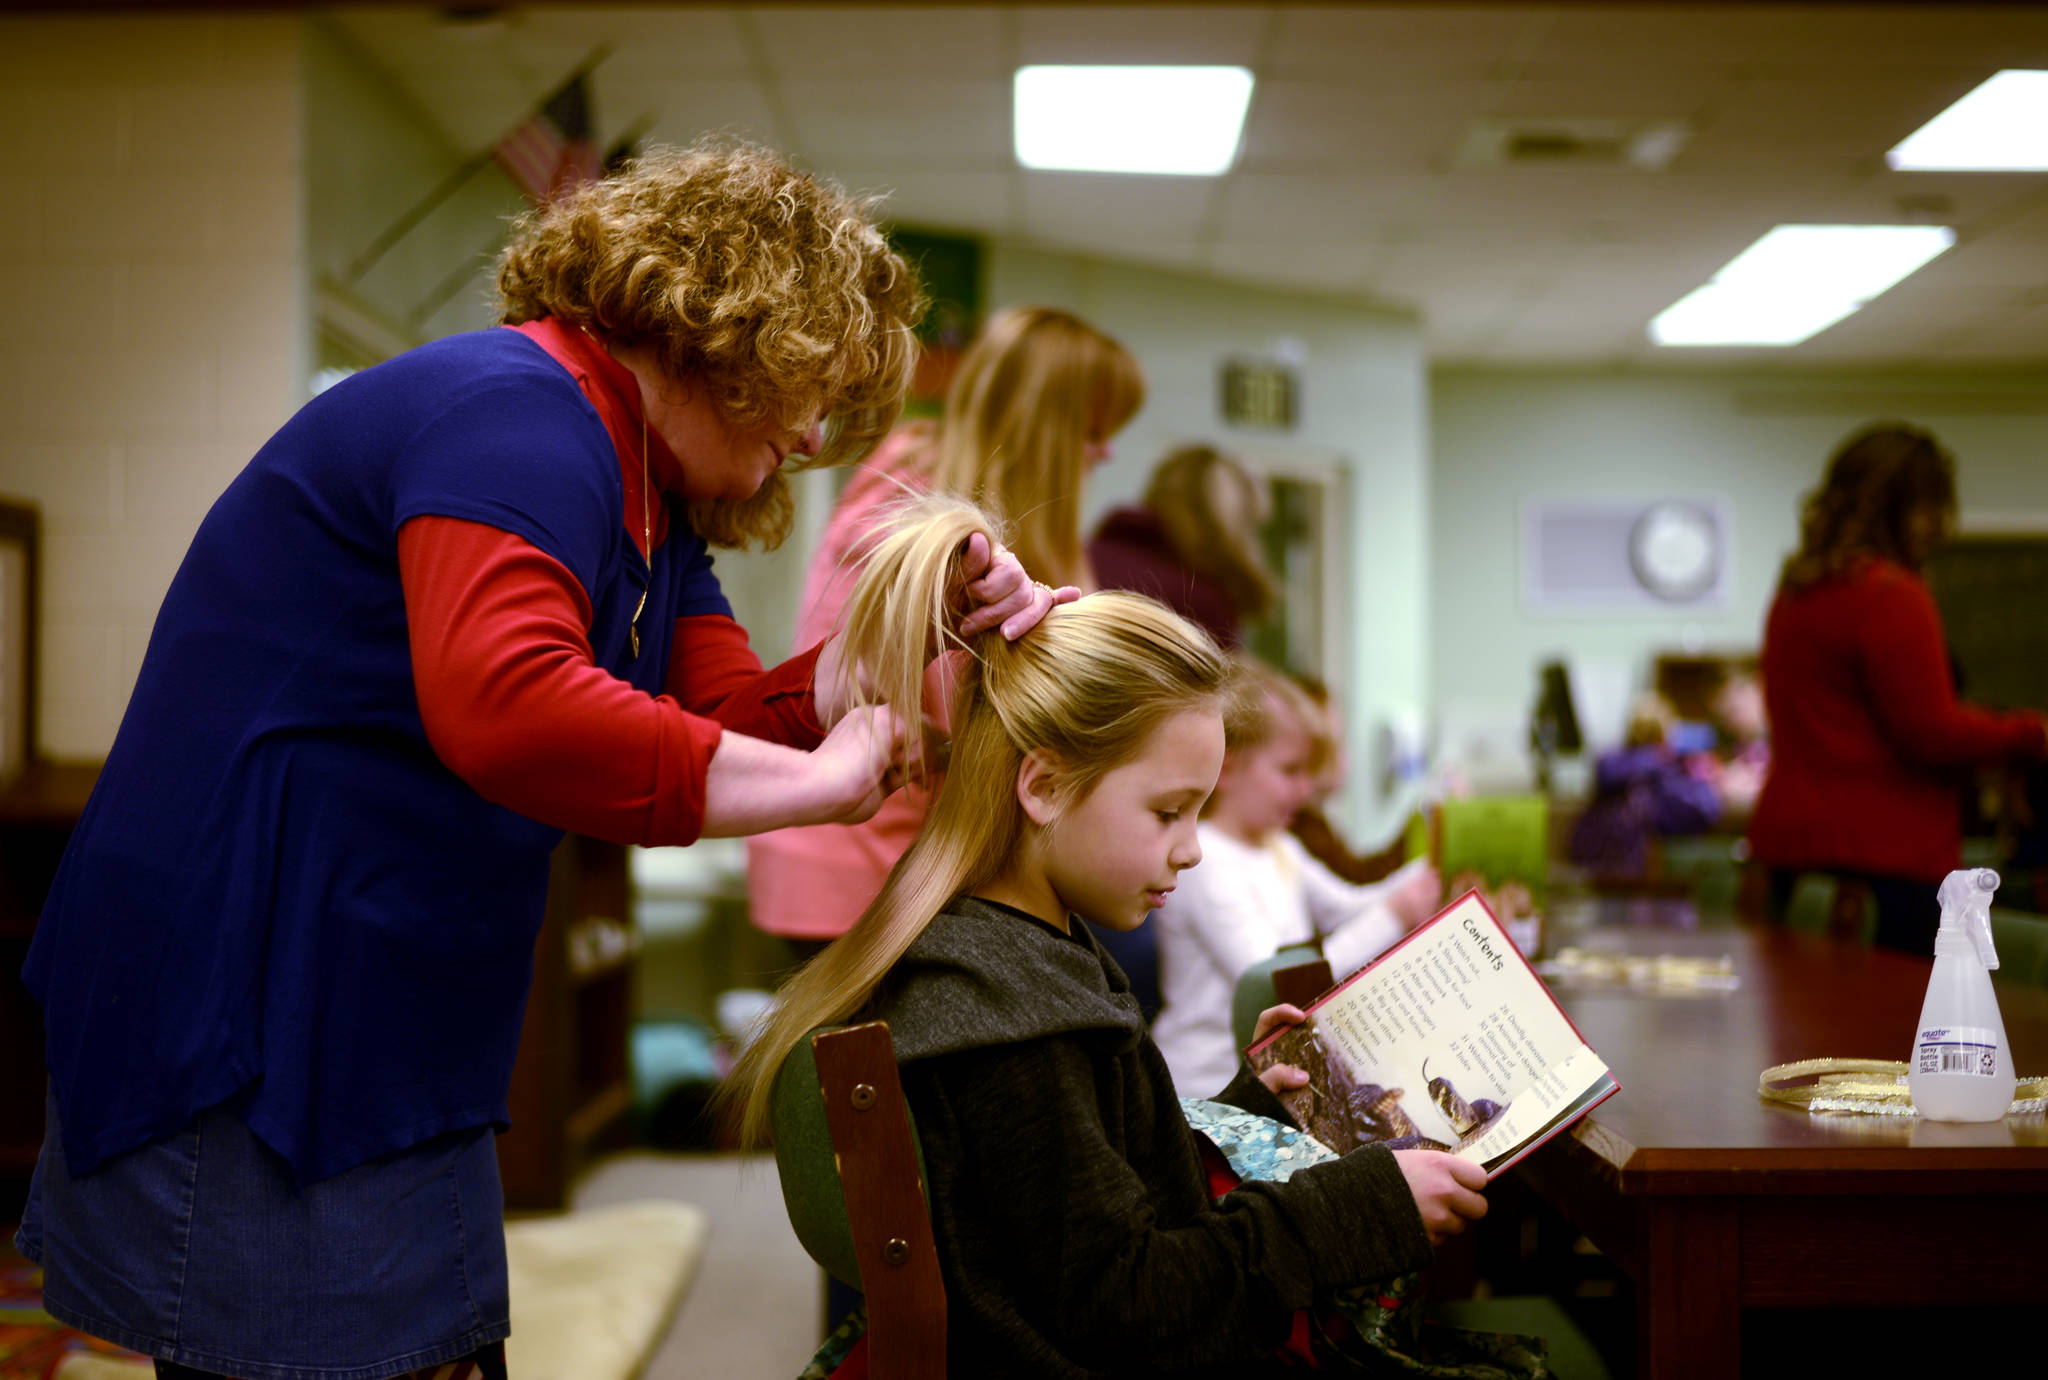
[1748,422,2047,952]
[747,306,1144,950]
[1090,443,1276,651]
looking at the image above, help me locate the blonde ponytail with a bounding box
[725,495,1230,1147]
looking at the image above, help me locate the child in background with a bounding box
[729,498,1486,1377]
[1567,692,1725,877]
[1153,662,1441,1099]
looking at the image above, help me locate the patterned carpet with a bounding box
[0,1233,148,1380]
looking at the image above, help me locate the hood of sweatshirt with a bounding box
[866,896,1148,1064]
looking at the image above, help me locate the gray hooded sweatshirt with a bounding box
[862,896,1433,1378]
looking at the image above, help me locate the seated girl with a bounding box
[1152,662,1440,1098]
[730,497,1486,1377]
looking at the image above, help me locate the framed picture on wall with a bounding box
[0,499,37,787]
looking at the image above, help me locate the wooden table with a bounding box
[1516,915,2048,1378]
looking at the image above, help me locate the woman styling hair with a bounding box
[746,304,1144,949]
[729,496,1486,1376]
[16,140,1063,1380]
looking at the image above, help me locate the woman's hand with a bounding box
[955,531,1078,640]
[1250,1003,1310,1096]
[808,703,912,825]
[1392,1149,1489,1245]
[698,705,909,838]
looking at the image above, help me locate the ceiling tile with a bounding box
[1020,172,1218,240]
[611,79,779,149]
[846,169,1018,236]
[316,2,2048,368]
[1204,240,1377,292]
[1267,6,1537,77]
[1927,303,2048,363]
[1239,77,1497,165]
[779,79,1009,163]
[748,5,1007,76]
[1016,6,1269,65]
[1212,172,1432,242]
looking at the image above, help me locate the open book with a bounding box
[1245,890,1619,1176]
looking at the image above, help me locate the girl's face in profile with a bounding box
[1040,707,1224,932]
[1214,712,1320,841]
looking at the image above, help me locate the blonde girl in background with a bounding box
[1152,661,1441,1098]
[747,306,1144,950]
[729,497,1487,1377]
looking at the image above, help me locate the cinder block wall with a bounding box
[0,12,303,758]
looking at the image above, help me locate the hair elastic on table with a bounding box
[1759,1057,2048,1117]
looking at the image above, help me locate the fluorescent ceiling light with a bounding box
[1650,285,1861,348]
[1889,70,2048,171]
[1014,65,1253,176]
[1650,224,1954,347]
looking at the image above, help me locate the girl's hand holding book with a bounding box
[1250,1003,1311,1095]
[1393,1150,1489,1245]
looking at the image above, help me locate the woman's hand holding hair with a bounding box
[808,703,914,824]
[1392,1150,1489,1245]
[698,704,909,837]
[809,530,1074,729]
[955,531,1079,640]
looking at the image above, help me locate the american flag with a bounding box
[494,73,602,204]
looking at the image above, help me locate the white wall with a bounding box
[1430,369,2048,774]
[0,13,303,758]
[986,245,1432,845]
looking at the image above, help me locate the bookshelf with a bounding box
[0,760,99,1212]
[498,833,640,1211]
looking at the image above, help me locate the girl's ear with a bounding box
[1014,748,1065,827]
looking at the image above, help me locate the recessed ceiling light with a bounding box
[1650,224,1954,347]
[1889,70,2048,171]
[1014,65,1254,176]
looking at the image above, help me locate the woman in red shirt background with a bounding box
[1748,422,2048,952]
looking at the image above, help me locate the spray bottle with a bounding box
[1906,868,2015,1123]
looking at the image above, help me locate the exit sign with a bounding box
[1221,360,1297,429]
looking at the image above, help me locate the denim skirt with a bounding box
[13,1094,510,1380]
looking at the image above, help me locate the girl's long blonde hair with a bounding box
[726,494,1226,1146]
[919,306,1144,587]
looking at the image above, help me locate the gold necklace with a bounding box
[583,323,650,659]
[631,404,649,659]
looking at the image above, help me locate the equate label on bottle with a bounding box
[1914,1025,2001,1077]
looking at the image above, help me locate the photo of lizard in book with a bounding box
[1247,891,1619,1175]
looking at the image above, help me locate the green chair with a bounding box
[1990,908,2048,987]
[1781,872,1878,944]
[1437,795,1551,909]
[1229,947,1332,1051]
[771,1022,945,1379]
[1655,834,1744,924]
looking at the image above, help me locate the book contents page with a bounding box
[1251,894,1613,1170]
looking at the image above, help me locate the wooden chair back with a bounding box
[1229,950,1337,1051]
[771,1021,946,1379]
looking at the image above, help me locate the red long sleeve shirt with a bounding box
[1747,558,2046,883]
[398,515,825,846]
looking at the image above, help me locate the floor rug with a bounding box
[2,1198,709,1380]
[0,1233,149,1380]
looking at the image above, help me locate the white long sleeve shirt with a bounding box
[1151,824,1428,1096]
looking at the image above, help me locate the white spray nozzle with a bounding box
[1937,867,2001,969]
